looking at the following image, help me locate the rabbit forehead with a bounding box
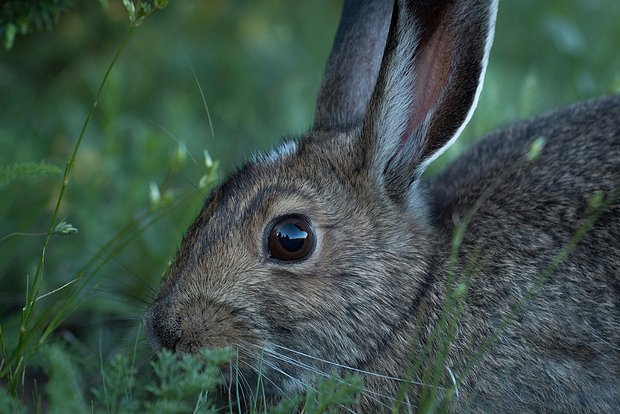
[203,130,363,227]
[169,133,365,283]
[162,127,432,309]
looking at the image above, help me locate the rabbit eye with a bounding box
[267,216,315,261]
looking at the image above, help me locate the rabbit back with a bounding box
[425,94,620,412]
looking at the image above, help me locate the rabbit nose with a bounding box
[155,322,181,351]
[144,302,181,351]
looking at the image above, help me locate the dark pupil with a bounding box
[276,223,308,252]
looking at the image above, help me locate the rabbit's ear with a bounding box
[363,0,498,205]
[313,0,394,132]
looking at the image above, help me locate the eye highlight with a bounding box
[267,216,315,262]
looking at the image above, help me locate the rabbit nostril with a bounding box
[171,336,181,352]
[150,315,181,351]
[157,324,181,351]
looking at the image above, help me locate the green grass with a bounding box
[0,0,619,412]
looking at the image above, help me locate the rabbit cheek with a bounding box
[176,300,258,354]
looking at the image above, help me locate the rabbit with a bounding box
[144,0,620,412]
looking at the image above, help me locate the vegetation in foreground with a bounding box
[1,0,619,412]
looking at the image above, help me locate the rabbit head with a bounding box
[144,0,498,401]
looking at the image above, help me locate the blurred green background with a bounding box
[1,0,619,371]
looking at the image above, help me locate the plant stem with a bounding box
[6,25,136,391]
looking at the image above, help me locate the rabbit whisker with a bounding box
[241,344,392,412]
[235,348,291,402]
[237,359,293,412]
[255,358,357,414]
[264,347,396,411]
[268,343,444,390]
[230,360,254,409]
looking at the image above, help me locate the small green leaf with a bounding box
[198,166,219,190]
[155,0,169,9]
[454,283,468,298]
[526,136,546,161]
[139,3,153,14]
[4,23,17,50]
[171,144,188,172]
[122,0,136,21]
[149,181,161,207]
[588,191,604,209]
[203,149,214,170]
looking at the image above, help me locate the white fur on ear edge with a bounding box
[407,0,499,213]
[413,0,499,179]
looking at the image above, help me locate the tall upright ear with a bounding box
[313,0,394,132]
[363,0,498,204]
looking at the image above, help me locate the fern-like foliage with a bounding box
[0,161,62,188]
[0,0,74,50]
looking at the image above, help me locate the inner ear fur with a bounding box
[362,0,498,205]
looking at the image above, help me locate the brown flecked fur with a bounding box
[144,0,620,412]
